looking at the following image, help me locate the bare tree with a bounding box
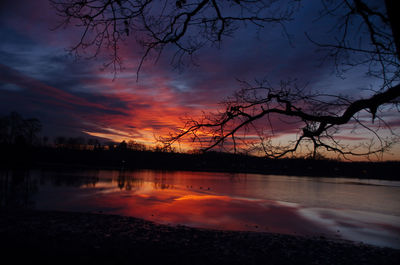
[50,0,295,76]
[0,112,42,146]
[160,0,400,160]
[51,0,400,159]
[161,78,399,159]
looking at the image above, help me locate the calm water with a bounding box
[1,169,400,248]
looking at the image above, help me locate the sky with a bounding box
[0,0,398,160]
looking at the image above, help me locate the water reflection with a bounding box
[0,170,38,208]
[39,170,100,187]
[1,169,400,249]
[116,172,144,191]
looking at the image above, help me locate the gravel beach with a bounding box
[0,209,399,265]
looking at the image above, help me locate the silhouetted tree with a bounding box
[87,138,102,150]
[118,140,128,150]
[42,136,49,147]
[0,116,9,145]
[51,0,400,159]
[54,136,67,148]
[106,141,117,151]
[54,136,89,150]
[153,144,175,153]
[66,137,86,150]
[0,112,42,147]
[24,118,42,146]
[127,140,147,151]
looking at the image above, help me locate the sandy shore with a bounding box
[0,209,399,265]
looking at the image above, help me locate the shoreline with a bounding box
[4,161,400,181]
[1,209,399,265]
[2,147,400,180]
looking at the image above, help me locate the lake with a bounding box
[1,169,399,249]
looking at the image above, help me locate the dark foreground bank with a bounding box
[0,210,399,265]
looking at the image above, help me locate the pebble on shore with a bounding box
[0,209,399,265]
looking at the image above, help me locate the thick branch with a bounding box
[162,83,399,158]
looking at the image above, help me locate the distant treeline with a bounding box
[52,137,149,152]
[0,112,170,152]
[1,146,400,180]
[1,112,400,180]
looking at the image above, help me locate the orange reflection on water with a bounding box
[81,179,331,236]
[8,169,399,248]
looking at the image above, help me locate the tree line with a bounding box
[0,112,174,152]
